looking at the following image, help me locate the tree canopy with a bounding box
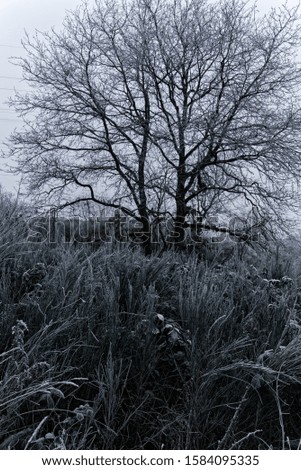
[6,0,301,251]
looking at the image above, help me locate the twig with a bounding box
[25,415,48,449]
[217,384,251,450]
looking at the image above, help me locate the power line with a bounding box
[0,44,22,49]
[0,87,28,92]
[0,76,22,80]
[0,118,21,122]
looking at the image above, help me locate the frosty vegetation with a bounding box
[1,190,301,450]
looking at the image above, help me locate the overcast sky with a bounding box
[0,0,300,194]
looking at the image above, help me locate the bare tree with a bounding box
[140,0,301,243]
[5,0,301,251]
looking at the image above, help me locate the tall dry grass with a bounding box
[1,195,301,449]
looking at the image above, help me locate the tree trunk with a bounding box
[140,214,152,256]
[172,159,187,248]
[173,201,186,248]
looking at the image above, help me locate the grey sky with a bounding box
[0,0,76,192]
[0,0,300,194]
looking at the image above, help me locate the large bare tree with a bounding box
[140,0,301,242]
[6,0,301,250]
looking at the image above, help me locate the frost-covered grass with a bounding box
[1,199,301,449]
